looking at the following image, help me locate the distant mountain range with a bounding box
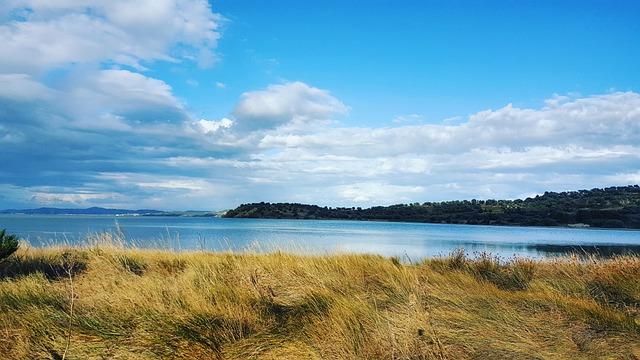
[0,207,164,215]
[0,207,218,217]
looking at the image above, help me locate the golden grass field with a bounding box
[0,237,639,359]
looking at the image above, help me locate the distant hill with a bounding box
[223,185,640,229]
[145,210,219,217]
[0,207,165,215]
[0,207,221,217]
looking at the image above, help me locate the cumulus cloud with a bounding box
[0,1,638,211]
[0,0,222,72]
[336,183,425,203]
[5,77,640,208]
[194,118,234,134]
[0,73,52,100]
[177,91,640,206]
[0,0,221,135]
[258,92,640,157]
[0,0,222,135]
[232,81,348,132]
[0,0,230,209]
[80,69,187,123]
[30,191,117,206]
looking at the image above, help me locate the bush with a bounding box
[0,229,19,262]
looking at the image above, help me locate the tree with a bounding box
[0,229,19,262]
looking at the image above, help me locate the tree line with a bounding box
[223,185,640,228]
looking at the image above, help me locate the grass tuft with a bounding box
[0,242,638,359]
[0,248,89,280]
[470,253,536,291]
[113,254,149,275]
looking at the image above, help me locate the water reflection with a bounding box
[529,244,640,257]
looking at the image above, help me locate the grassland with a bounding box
[0,239,639,359]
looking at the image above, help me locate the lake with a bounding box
[1,214,640,259]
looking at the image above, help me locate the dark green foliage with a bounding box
[116,254,148,275]
[223,185,640,229]
[0,229,19,262]
[0,249,89,279]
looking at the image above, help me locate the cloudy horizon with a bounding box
[1,1,639,210]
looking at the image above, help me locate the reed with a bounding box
[0,235,638,359]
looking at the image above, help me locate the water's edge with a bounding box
[1,215,639,259]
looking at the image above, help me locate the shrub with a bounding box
[0,229,19,262]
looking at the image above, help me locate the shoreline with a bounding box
[4,212,640,231]
[222,215,640,231]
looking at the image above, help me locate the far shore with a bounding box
[6,211,640,232]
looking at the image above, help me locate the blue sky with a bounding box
[0,0,639,210]
[171,0,640,124]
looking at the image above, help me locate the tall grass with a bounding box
[0,236,638,359]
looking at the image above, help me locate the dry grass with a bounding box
[0,239,639,359]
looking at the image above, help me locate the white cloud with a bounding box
[392,113,424,123]
[0,68,188,134]
[258,92,640,157]
[31,191,116,206]
[84,69,182,109]
[2,46,640,210]
[1,1,637,210]
[93,172,232,208]
[0,0,222,72]
[195,118,234,134]
[604,171,640,185]
[0,0,230,209]
[162,90,640,207]
[336,183,425,203]
[232,81,348,132]
[0,73,52,100]
[0,0,221,138]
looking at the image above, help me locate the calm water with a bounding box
[1,214,640,259]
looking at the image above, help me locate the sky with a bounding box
[0,0,639,210]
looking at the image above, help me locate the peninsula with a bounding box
[224,185,640,229]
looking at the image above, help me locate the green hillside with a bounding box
[224,185,640,229]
